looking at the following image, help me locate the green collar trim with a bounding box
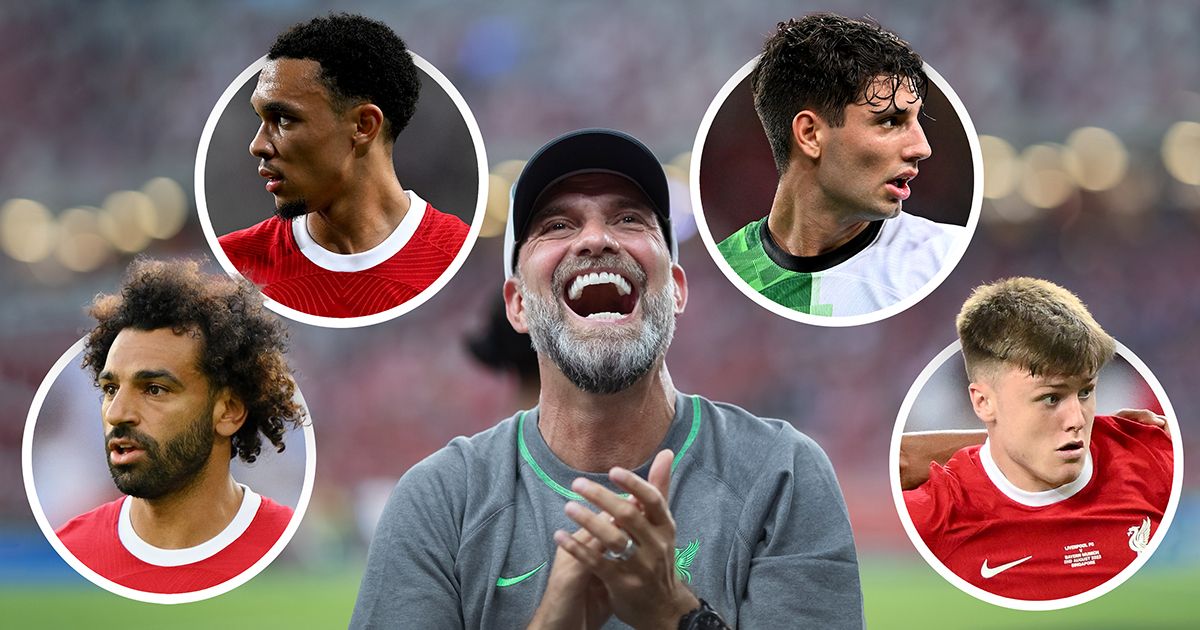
[516,395,702,501]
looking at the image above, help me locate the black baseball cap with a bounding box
[504,128,675,278]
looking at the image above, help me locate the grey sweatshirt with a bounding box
[350,393,864,629]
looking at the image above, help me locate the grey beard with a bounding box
[520,258,675,395]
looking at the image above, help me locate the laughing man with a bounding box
[351,129,864,628]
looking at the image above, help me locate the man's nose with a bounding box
[570,218,621,258]
[249,123,274,159]
[102,388,138,429]
[1060,396,1087,433]
[903,122,932,163]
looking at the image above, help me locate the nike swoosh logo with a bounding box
[980,555,1033,578]
[496,561,547,587]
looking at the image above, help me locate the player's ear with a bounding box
[792,110,822,160]
[212,388,247,438]
[503,276,529,334]
[670,263,687,315]
[350,103,386,148]
[968,381,996,426]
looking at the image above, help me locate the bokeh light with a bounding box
[0,198,56,263]
[670,151,692,178]
[1064,127,1128,192]
[99,190,154,253]
[1019,143,1076,209]
[979,135,1019,199]
[480,160,526,239]
[482,173,510,238]
[1163,121,1200,185]
[141,177,189,240]
[54,207,111,272]
[492,160,525,182]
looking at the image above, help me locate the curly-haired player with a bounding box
[219,12,469,319]
[55,258,306,595]
[718,13,963,316]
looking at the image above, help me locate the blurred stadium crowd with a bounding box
[2,0,1198,584]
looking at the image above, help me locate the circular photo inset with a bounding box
[889,280,1181,610]
[691,16,980,326]
[197,15,486,328]
[23,329,314,603]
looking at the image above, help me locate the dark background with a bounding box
[700,64,974,238]
[203,63,481,235]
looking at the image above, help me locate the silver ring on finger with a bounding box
[602,534,636,561]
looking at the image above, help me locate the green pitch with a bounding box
[0,566,361,629]
[2,560,1196,628]
[863,559,1200,629]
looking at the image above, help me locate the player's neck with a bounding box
[127,458,243,549]
[985,438,1085,494]
[536,360,677,473]
[305,161,411,254]
[769,171,870,257]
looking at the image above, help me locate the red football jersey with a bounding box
[56,486,293,594]
[219,191,469,318]
[904,415,1173,600]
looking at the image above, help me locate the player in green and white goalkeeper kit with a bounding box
[719,14,964,317]
[351,129,864,629]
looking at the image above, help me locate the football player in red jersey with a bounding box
[55,258,306,595]
[219,13,469,319]
[903,277,1174,601]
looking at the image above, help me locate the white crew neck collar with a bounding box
[118,483,261,567]
[980,438,1093,507]
[293,190,428,272]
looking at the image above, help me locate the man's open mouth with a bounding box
[1056,440,1085,456]
[885,172,916,199]
[260,166,284,193]
[884,168,918,200]
[108,438,145,466]
[564,271,637,320]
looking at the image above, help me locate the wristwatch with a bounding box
[677,599,729,630]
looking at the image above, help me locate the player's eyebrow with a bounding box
[610,194,654,213]
[1035,375,1097,389]
[134,369,184,387]
[528,205,566,225]
[100,369,185,388]
[255,101,300,118]
[532,198,653,224]
[871,100,920,117]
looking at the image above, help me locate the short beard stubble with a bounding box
[275,199,309,221]
[105,406,216,500]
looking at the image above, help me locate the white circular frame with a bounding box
[21,337,318,604]
[195,53,488,329]
[690,57,982,327]
[888,339,1184,610]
